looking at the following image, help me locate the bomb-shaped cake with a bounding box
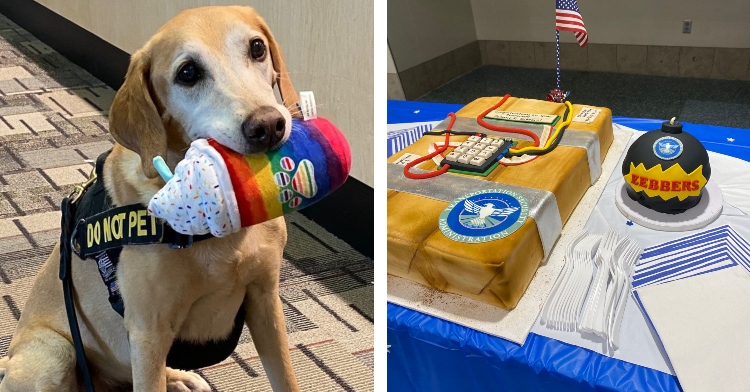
[621,119,710,214]
[148,117,351,236]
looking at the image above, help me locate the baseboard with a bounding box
[299,177,373,258]
[0,0,129,89]
[478,40,750,81]
[1,0,374,258]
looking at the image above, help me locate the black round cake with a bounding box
[621,119,711,214]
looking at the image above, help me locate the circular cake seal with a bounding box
[653,136,683,160]
[438,189,529,243]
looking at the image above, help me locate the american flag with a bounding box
[556,0,588,47]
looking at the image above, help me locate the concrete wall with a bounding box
[387,0,477,71]
[388,0,750,99]
[387,46,397,74]
[474,0,750,80]
[387,45,405,100]
[470,0,750,48]
[34,0,374,186]
[387,0,481,99]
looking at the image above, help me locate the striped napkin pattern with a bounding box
[387,123,435,157]
[632,225,750,296]
[630,225,750,391]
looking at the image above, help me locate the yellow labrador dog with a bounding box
[0,6,301,392]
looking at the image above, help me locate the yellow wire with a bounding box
[509,101,573,154]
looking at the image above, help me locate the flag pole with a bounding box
[555,29,561,91]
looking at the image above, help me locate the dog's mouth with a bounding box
[203,131,288,156]
[237,105,291,154]
[184,105,292,156]
[270,128,291,150]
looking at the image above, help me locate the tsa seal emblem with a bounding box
[653,136,683,160]
[439,189,529,243]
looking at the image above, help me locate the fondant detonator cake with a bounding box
[387,96,614,309]
[621,119,711,214]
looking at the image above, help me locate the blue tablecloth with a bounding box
[387,100,750,392]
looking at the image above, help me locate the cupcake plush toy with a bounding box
[147,117,351,236]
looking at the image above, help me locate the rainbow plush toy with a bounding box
[147,117,351,236]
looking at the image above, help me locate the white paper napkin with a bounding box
[636,266,750,392]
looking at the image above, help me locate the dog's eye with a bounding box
[250,39,266,60]
[176,61,202,86]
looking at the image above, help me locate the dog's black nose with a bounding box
[242,106,286,151]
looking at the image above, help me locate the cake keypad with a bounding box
[439,134,513,174]
[445,151,460,161]
[470,156,486,166]
[478,150,493,158]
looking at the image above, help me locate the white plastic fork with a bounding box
[601,239,632,334]
[602,238,637,346]
[581,231,604,330]
[550,236,590,330]
[563,236,601,329]
[608,240,643,350]
[541,230,587,327]
[544,234,601,331]
[556,235,595,330]
[591,235,628,337]
[580,227,618,334]
[566,235,601,331]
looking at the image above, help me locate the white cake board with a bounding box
[387,124,634,345]
[615,180,723,232]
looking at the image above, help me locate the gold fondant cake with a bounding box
[387,96,614,309]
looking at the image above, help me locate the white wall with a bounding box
[34,0,374,186]
[471,0,750,48]
[387,0,477,71]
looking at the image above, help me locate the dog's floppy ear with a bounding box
[257,16,301,118]
[109,48,166,179]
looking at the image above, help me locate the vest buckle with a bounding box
[168,234,194,249]
[68,168,97,205]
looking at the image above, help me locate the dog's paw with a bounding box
[166,369,211,392]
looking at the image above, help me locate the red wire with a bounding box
[476,94,540,147]
[403,114,456,179]
[403,96,542,178]
[445,111,457,130]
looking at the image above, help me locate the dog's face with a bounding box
[109,6,299,179]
